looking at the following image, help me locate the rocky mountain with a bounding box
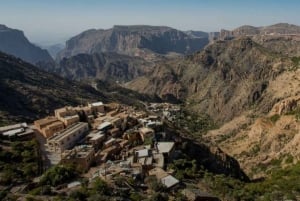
[0,24,53,64]
[219,23,300,39]
[126,37,294,123]
[57,25,209,60]
[51,52,155,83]
[218,23,300,58]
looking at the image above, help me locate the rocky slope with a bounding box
[204,69,300,178]
[0,51,106,124]
[57,25,209,60]
[52,52,155,83]
[126,37,294,123]
[0,24,53,64]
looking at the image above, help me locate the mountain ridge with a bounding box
[0,24,53,64]
[57,25,210,60]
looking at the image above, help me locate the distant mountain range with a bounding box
[0,24,53,64]
[219,23,300,40]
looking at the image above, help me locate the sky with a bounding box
[0,0,299,45]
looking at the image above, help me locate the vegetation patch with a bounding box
[0,139,40,185]
[269,114,280,123]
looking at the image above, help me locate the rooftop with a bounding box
[2,128,25,137]
[161,175,179,188]
[62,145,94,159]
[97,122,112,130]
[146,142,175,154]
[0,122,27,133]
[48,122,88,142]
[91,102,103,107]
[136,149,149,158]
[90,133,105,141]
[34,116,59,126]
[104,138,116,145]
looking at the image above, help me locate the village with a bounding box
[0,101,222,201]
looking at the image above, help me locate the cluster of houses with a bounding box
[0,101,223,200]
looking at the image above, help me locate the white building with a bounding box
[47,122,89,153]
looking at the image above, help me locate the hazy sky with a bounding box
[1,0,299,45]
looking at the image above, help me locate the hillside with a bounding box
[52,52,155,83]
[57,25,209,60]
[0,51,107,125]
[0,24,53,64]
[126,37,294,123]
[204,69,300,178]
[219,23,300,57]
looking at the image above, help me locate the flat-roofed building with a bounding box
[146,142,175,163]
[47,122,89,153]
[0,122,34,139]
[55,106,77,118]
[148,167,179,189]
[61,145,95,172]
[108,127,121,138]
[54,107,79,127]
[100,144,121,161]
[87,131,106,151]
[139,127,154,142]
[104,138,116,148]
[111,117,122,128]
[97,122,113,132]
[34,116,64,138]
[89,102,105,113]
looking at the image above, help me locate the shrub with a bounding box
[269,114,280,123]
[40,165,76,186]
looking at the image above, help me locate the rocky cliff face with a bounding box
[57,25,209,60]
[0,24,53,64]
